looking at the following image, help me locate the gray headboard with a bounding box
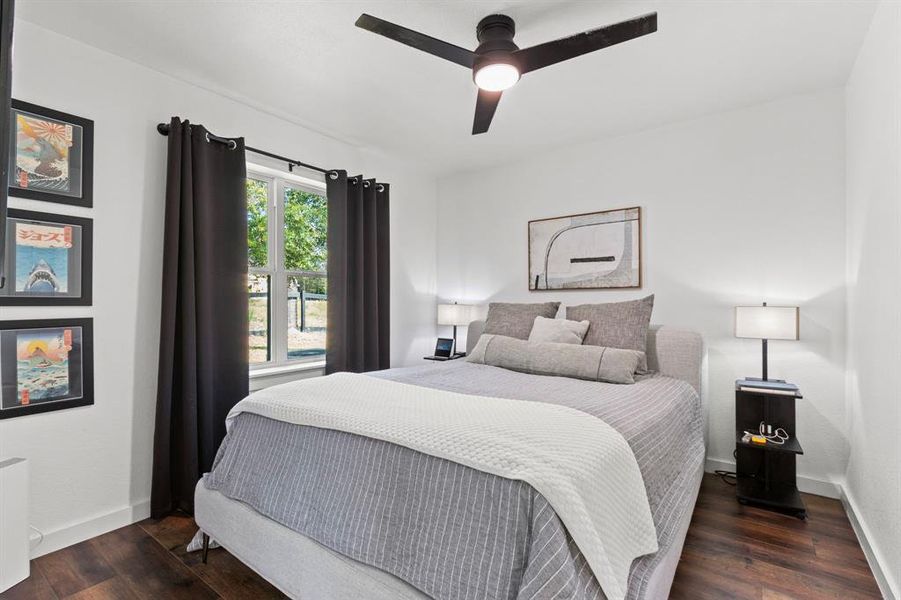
[466,321,704,395]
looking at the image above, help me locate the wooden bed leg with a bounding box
[201,532,210,564]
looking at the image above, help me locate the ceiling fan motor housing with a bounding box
[473,14,522,77]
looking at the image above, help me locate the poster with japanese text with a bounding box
[0,210,92,305]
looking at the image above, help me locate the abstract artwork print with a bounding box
[529,207,641,290]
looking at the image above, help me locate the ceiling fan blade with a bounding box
[472,89,502,135]
[355,14,476,68]
[514,12,657,74]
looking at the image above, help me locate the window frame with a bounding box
[247,163,328,371]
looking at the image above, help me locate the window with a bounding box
[247,165,327,368]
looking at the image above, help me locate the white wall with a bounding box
[437,89,848,493]
[844,1,901,597]
[2,13,893,587]
[0,20,437,556]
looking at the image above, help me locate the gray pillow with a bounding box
[467,334,641,384]
[567,295,655,371]
[527,316,590,345]
[483,302,560,340]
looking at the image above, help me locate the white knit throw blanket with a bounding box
[226,372,658,600]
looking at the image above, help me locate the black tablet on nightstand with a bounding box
[434,337,454,358]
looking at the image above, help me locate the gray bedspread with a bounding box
[205,361,704,600]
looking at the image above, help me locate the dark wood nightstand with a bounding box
[423,353,466,362]
[735,383,807,519]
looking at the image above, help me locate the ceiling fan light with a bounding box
[474,62,520,91]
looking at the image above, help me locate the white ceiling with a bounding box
[19,0,877,175]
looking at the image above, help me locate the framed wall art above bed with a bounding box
[0,208,92,305]
[0,318,94,419]
[7,99,94,207]
[529,206,641,290]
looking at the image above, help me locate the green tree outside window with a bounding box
[283,186,327,279]
[247,179,268,268]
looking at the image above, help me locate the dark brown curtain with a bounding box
[151,118,248,517]
[326,171,390,374]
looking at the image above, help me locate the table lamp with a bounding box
[734,302,799,381]
[438,302,475,357]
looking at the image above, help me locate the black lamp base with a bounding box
[450,325,467,358]
[744,339,784,382]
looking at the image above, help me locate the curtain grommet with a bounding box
[204,130,237,150]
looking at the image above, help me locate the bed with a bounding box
[194,321,705,600]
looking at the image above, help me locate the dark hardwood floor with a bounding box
[670,475,880,599]
[2,474,880,599]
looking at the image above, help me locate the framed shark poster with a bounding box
[0,318,94,419]
[0,209,92,305]
[7,100,93,207]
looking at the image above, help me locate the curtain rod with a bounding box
[155,122,335,178]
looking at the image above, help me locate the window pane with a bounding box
[247,178,269,268]
[287,276,327,360]
[283,187,327,272]
[248,273,270,364]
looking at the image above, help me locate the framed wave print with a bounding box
[0,209,92,305]
[0,318,94,419]
[529,206,641,290]
[8,100,93,207]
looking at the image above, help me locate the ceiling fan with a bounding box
[355,11,657,135]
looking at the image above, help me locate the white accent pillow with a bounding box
[528,316,590,345]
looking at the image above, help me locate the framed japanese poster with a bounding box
[0,318,94,419]
[0,209,92,305]
[8,100,93,207]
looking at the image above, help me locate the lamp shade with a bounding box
[438,303,474,326]
[734,306,799,340]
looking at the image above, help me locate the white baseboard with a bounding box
[704,457,841,499]
[29,530,41,551]
[29,499,151,559]
[841,487,899,600]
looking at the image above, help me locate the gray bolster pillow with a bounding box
[466,334,643,384]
